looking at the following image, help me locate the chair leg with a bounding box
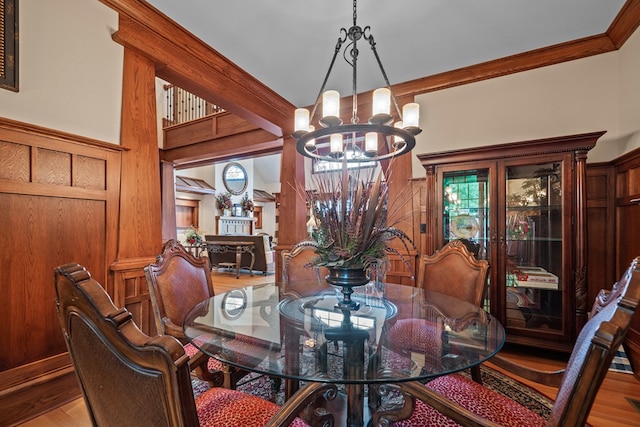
[189,351,225,387]
[470,365,482,384]
[222,363,251,390]
[270,376,282,393]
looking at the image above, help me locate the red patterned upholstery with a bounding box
[184,342,225,372]
[392,374,545,427]
[196,388,309,427]
[386,319,442,353]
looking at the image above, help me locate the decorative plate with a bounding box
[451,214,479,239]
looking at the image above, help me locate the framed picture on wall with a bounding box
[1,0,18,91]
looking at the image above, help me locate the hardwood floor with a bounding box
[19,271,640,426]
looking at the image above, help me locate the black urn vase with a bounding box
[325,267,369,310]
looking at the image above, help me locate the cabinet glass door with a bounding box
[504,162,563,332]
[441,168,491,309]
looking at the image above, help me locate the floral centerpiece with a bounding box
[216,192,233,212]
[240,192,254,213]
[184,225,204,245]
[293,163,415,308]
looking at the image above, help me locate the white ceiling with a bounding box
[148,0,627,183]
[147,0,625,107]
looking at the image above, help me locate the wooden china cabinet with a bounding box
[419,131,605,351]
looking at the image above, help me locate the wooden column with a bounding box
[382,153,418,285]
[109,46,162,326]
[275,136,307,279]
[115,47,162,259]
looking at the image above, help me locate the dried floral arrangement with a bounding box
[293,162,415,277]
[216,192,233,210]
[240,192,254,212]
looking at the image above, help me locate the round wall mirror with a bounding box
[221,289,247,320]
[222,162,248,195]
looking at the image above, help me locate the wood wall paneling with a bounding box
[0,117,123,424]
[614,150,640,275]
[585,166,616,308]
[587,147,640,380]
[110,260,158,336]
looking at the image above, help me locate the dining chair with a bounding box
[281,246,330,297]
[279,245,334,399]
[54,262,335,427]
[417,239,489,306]
[144,239,253,389]
[374,256,640,427]
[383,239,489,382]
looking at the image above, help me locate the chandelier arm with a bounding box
[365,32,403,120]
[310,33,347,123]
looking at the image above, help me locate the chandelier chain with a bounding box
[353,0,357,27]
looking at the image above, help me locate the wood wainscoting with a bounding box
[586,146,640,382]
[0,118,123,425]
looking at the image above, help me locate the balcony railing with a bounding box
[163,84,225,126]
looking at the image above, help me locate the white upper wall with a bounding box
[618,26,640,155]
[0,0,122,144]
[411,26,640,177]
[175,164,217,238]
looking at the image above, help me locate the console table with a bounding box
[205,240,255,278]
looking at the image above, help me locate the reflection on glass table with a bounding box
[183,281,505,427]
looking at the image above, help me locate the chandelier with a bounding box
[293,0,422,163]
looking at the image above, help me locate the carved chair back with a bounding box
[145,239,215,339]
[55,263,201,426]
[417,239,489,307]
[281,246,330,297]
[549,257,639,425]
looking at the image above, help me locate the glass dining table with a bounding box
[183,281,505,427]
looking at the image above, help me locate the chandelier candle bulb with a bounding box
[371,88,392,124]
[305,125,317,152]
[402,103,420,131]
[294,108,310,132]
[321,90,342,126]
[393,121,405,148]
[372,88,390,114]
[365,132,378,155]
[330,133,343,155]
